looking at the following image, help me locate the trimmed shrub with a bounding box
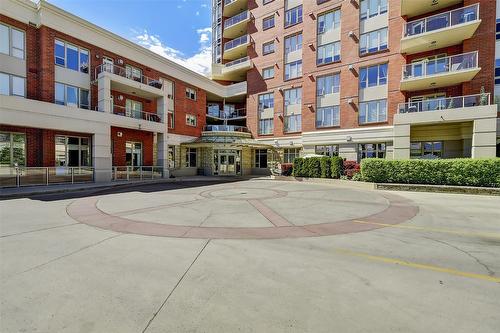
[292,158,304,176]
[292,157,323,178]
[330,156,343,179]
[343,160,361,179]
[320,157,331,178]
[281,163,293,176]
[361,158,500,187]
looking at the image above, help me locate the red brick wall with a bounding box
[111,127,154,166]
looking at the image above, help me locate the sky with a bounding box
[47,0,213,75]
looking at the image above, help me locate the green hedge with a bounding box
[292,156,344,179]
[361,158,500,187]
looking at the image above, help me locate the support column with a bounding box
[93,126,112,182]
[393,124,411,160]
[97,75,112,113]
[157,132,169,178]
[471,118,497,158]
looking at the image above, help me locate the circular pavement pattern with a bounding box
[66,181,419,239]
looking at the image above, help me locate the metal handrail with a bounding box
[0,166,94,188]
[112,104,163,123]
[112,166,164,181]
[225,10,249,29]
[404,4,479,37]
[207,107,246,119]
[402,51,478,80]
[203,125,250,133]
[224,35,249,51]
[225,56,250,68]
[94,63,163,89]
[398,93,491,114]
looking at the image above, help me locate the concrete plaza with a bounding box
[1,179,499,332]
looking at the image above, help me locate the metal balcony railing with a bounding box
[398,93,491,114]
[94,63,163,89]
[207,106,246,119]
[112,104,163,123]
[224,35,249,51]
[112,166,164,181]
[224,0,239,5]
[224,56,250,68]
[404,4,479,37]
[0,166,94,188]
[225,10,249,29]
[203,125,250,133]
[402,51,478,80]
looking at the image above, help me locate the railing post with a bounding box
[140,167,143,180]
[46,167,49,185]
[71,168,74,184]
[16,167,20,187]
[127,166,130,181]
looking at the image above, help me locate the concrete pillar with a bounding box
[471,118,497,158]
[97,75,112,113]
[393,124,411,160]
[157,96,167,124]
[157,132,169,178]
[339,143,358,161]
[93,126,112,182]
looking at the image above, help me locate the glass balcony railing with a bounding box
[402,52,478,80]
[203,125,249,133]
[207,106,246,119]
[112,105,163,123]
[398,93,491,114]
[404,4,479,37]
[224,35,249,51]
[94,63,163,89]
[224,56,250,68]
[225,10,249,29]
[224,0,238,5]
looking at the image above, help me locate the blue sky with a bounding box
[48,0,213,75]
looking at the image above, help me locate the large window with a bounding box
[55,83,89,109]
[185,148,197,167]
[258,93,274,135]
[0,23,25,59]
[125,99,143,118]
[359,63,387,88]
[125,142,142,166]
[359,99,387,124]
[315,145,339,157]
[360,28,388,55]
[317,74,340,96]
[55,136,91,167]
[284,114,301,133]
[318,10,341,34]
[0,132,26,166]
[262,66,274,79]
[317,42,341,65]
[126,65,142,82]
[285,4,302,27]
[285,60,302,80]
[254,149,268,168]
[54,39,89,73]
[263,41,275,55]
[259,119,274,135]
[410,141,443,159]
[358,143,386,160]
[284,34,302,54]
[263,15,275,30]
[284,87,301,106]
[360,0,388,20]
[316,106,340,128]
[284,148,300,163]
[0,72,25,97]
[258,93,274,109]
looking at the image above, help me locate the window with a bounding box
[258,93,274,110]
[55,135,91,167]
[284,87,302,107]
[259,119,274,135]
[284,34,302,54]
[317,10,341,34]
[0,73,25,97]
[410,141,443,159]
[125,142,142,166]
[126,65,142,82]
[54,39,89,73]
[185,148,197,167]
[186,114,197,126]
[360,0,388,20]
[55,83,89,109]
[360,28,388,55]
[285,4,303,27]
[359,99,387,124]
[285,60,302,80]
[185,87,197,100]
[359,63,387,88]
[316,106,340,128]
[0,132,26,166]
[263,41,275,55]
[168,145,176,168]
[284,148,300,163]
[125,99,143,119]
[263,15,275,30]
[168,112,174,129]
[258,93,274,135]
[0,23,25,59]
[358,143,386,160]
[317,74,340,96]
[262,66,274,79]
[254,149,268,168]
[284,114,301,132]
[317,42,341,65]
[315,145,339,157]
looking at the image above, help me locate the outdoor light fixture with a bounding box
[289,141,294,146]
[117,132,123,137]
[309,13,315,19]
[350,0,359,8]
[346,136,352,142]
[118,95,124,101]
[348,31,358,42]
[308,43,315,50]
[117,59,124,65]
[348,98,354,105]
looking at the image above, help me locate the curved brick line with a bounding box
[66,192,419,240]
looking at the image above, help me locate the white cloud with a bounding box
[132,27,212,76]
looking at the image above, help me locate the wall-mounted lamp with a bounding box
[118,95,124,101]
[348,98,355,105]
[117,132,123,137]
[348,31,358,42]
[308,43,315,51]
[346,136,352,142]
[348,64,358,76]
[308,74,314,81]
[350,0,359,9]
[117,59,124,65]
[289,141,294,146]
[309,13,315,20]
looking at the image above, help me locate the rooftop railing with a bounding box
[224,35,249,51]
[224,0,239,5]
[398,93,491,114]
[402,51,478,80]
[203,125,250,133]
[225,10,249,29]
[94,63,163,89]
[112,104,163,123]
[404,4,479,37]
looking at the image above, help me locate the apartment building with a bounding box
[213,0,499,164]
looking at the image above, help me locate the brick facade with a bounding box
[110,127,154,166]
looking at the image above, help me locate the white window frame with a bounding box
[186,87,197,100]
[263,15,275,30]
[186,114,197,126]
[316,106,340,128]
[285,4,303,27]
[315,145,339,157]
[263,41,275,55]
[317,42,341,65]
[54,39,90,74]
[0,131,26,167]
[317,10,341,35]
[285,60,302,80]
[262,66,274,79]
[126,65,143,82]
[359,63,388,89]
[283,148,300,163]
[317,73,340,96]
[0,23,25,59]
[360,0,388,20]
[360,28,388,55]
[359,99,387,124]
[55,82,90,109]
[0,72,26,97]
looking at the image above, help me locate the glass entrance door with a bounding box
[214,149,240,176]
[126,142,142,166]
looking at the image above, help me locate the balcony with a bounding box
[94,63,164,99]
[400,52,480,91]
[223,35,250,60]
[211,56,252,81]
[398,93,490,114]
[401,0,462,18]
[203,125,249,133]
[111,104,163,123]
[223,0,247,17]
[207,106,246,119]
[224,10,250,39]
[401,4,481,54]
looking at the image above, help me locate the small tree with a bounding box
[479,86,488,106]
